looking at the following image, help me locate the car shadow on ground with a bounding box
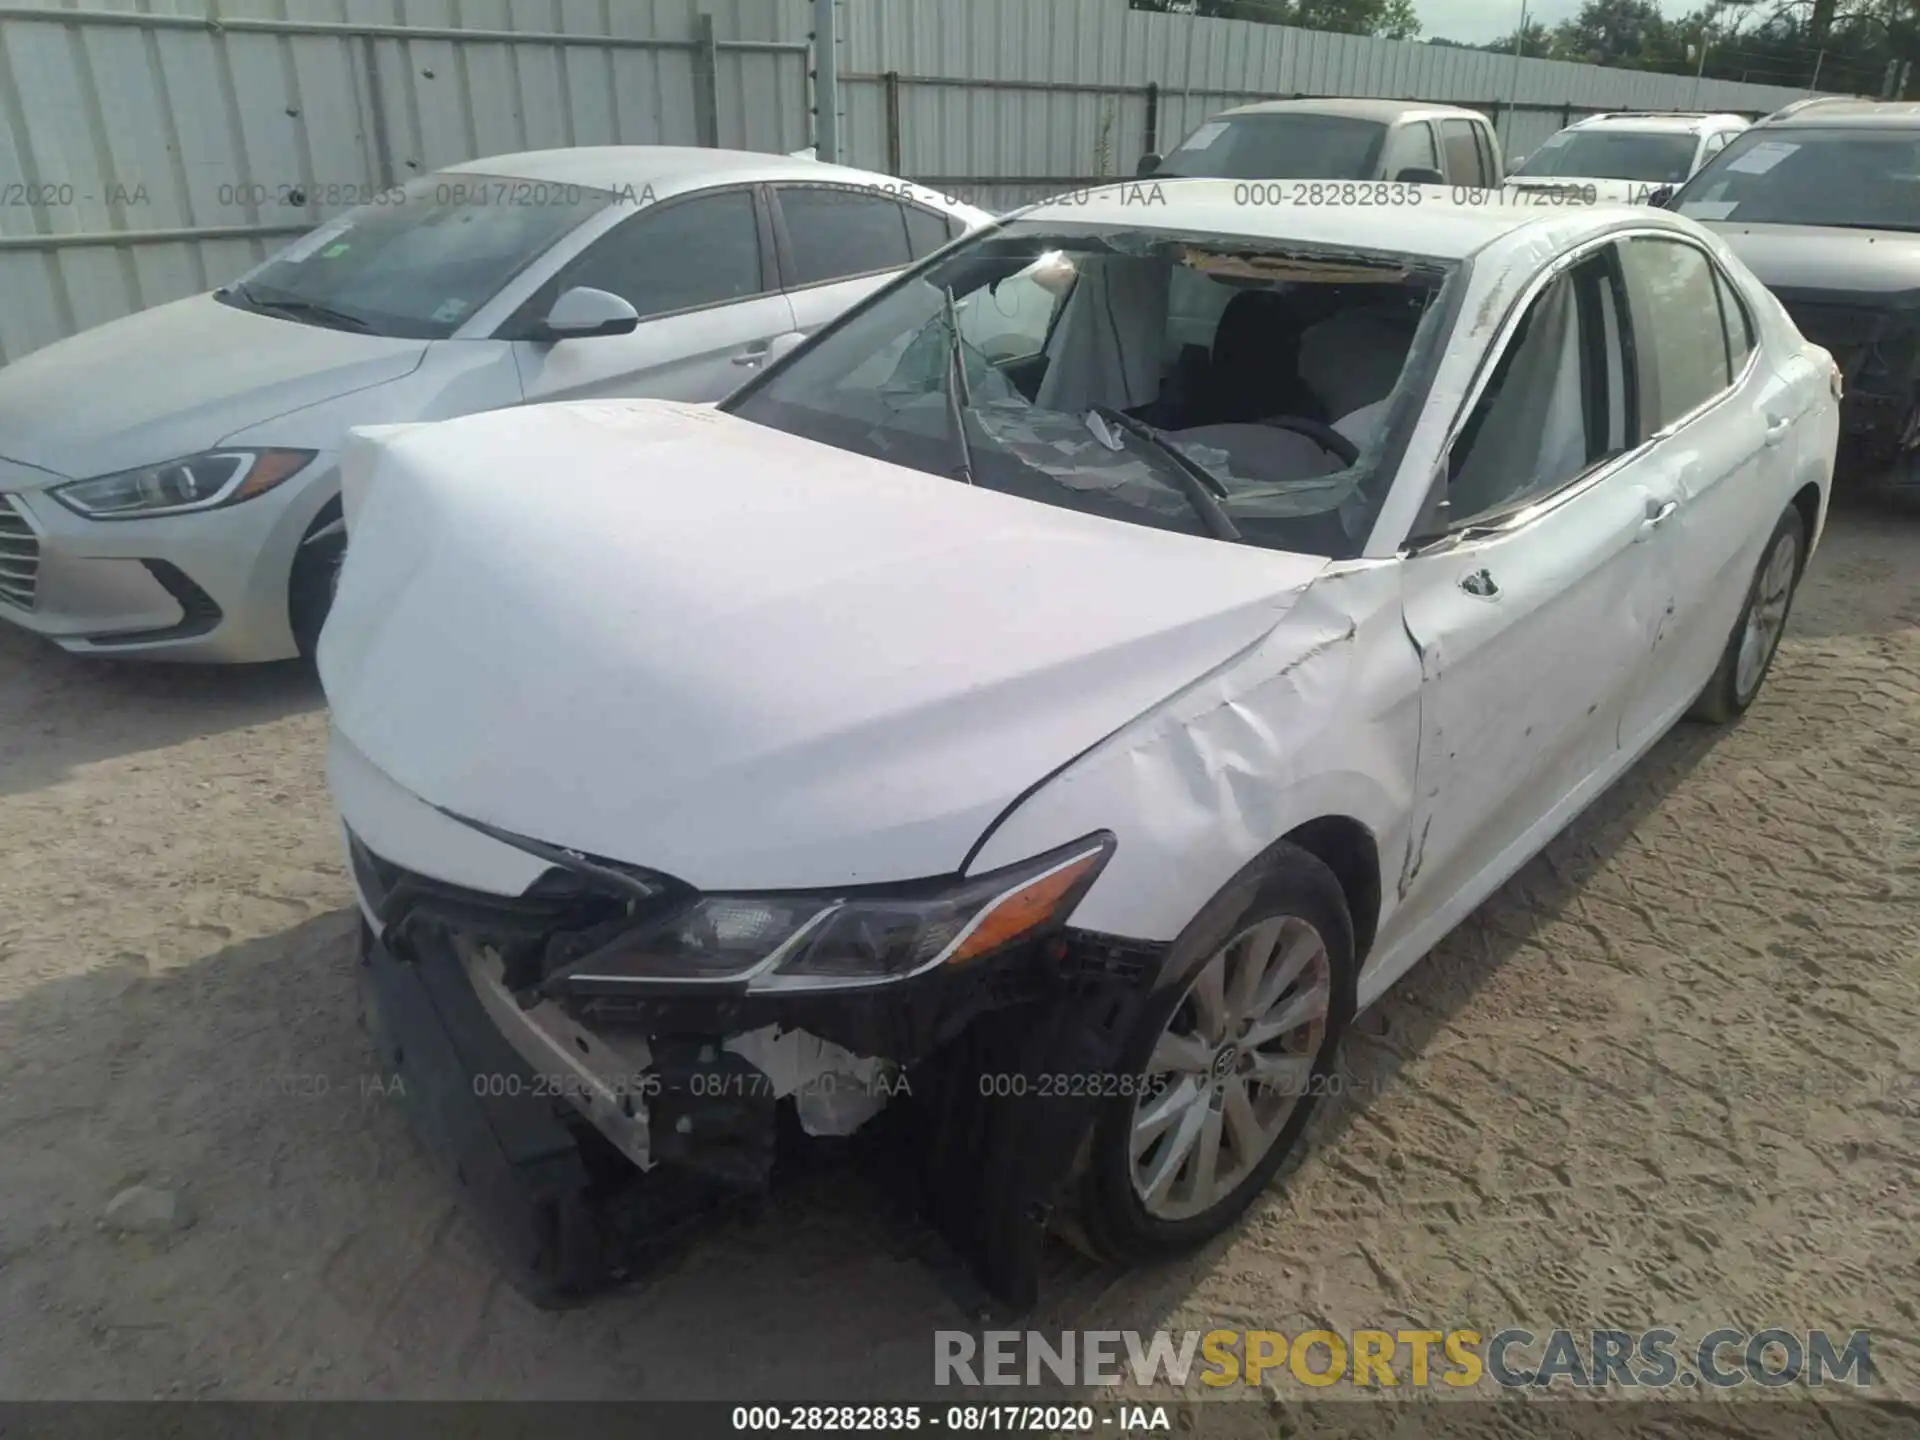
[0,511,1897,1399]
[1018,710,1734,1351]
[0,628,322,798]
[0,719,1731,1401]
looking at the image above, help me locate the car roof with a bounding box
[1217,97,1486,124]
[1760,97,1920,128]
[439,145,978,210]
[1568,111,1748,134]
[1012,177,1677,262]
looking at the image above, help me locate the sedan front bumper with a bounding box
[0,453,335,662]
[350,826,1166,1311]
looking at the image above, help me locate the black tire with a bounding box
[289,500,346,660]
[1687,505,1805,725]
[1078,841,1357,1264]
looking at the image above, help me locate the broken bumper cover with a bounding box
[352,831,1167,1309]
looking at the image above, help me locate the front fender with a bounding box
[966,564,1422,948]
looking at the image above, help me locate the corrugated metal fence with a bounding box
[1,0,1816,363]
[0,0,809,364]
[832,0,1820,213]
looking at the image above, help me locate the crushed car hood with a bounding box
[0,292,427,480]
[1702,222,1920,302]
[319,401,1329,892]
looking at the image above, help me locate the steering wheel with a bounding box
[1259,414,1360,467]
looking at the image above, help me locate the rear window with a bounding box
[1676,126,1920,230]
[1157,114,1388,180]
[1517,130,1699,184]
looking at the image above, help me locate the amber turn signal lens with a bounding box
[234,449,317,502]
[947,847,1106,965]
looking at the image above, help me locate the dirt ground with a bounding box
[0,506,1914,1405]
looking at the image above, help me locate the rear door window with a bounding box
[903,204,955,259]
[1440,120,1489,187]
[1382,122,1442,178]
[776,186,915,285]
[1616,235,1736,431]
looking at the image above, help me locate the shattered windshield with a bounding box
[1675,126,1920,230]
[1516,129,1699,183]
[724,221,1455,559]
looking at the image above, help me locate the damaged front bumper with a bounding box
[350,830,1166,1310]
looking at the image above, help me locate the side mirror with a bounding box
[1136,151,1162,177]
[534,285,639,341]
[1394,166,1446,185]
[1646,184,1676,209]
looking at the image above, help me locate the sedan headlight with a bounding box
[551,834,1115,995]
[53,449,316,520]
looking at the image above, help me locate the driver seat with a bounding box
[1200,289,1323,426]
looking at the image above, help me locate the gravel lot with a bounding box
[0,505,1914,1405]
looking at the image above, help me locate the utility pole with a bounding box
[811,0,840,163]
[1807,48,1823,95]
[1502,0,1528,148]
[1689,22,1711,106]
[1883,57,1899,98]
[1902,60,1913,98]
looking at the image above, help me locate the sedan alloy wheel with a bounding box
[1131,915,1332,1222]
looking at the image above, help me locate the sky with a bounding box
[1419,0,1690,45]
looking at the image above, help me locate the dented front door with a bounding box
[1395,469,1660,920]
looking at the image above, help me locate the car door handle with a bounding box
[1764,415,1791,446]
[732,340,772,367]
[1458,568,1499,598]
[1644,496,1678,527]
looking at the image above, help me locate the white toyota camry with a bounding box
[320,182,1839,1305]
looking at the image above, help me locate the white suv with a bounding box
[1506,112,1750,203]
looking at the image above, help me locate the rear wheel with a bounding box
[1688,506,1804,724]
[289,501,346,660]
[1079,843,1355,1262]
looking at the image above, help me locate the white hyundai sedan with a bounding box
[0,147,988,661]
[320,183,1838,1305]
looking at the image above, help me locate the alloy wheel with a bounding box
[1735,528,1798,702]
[1129,915,1332,1221]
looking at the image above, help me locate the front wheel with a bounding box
[1688,505,1805,724]
[1078,842,1356,1263]
[289,502,346,660]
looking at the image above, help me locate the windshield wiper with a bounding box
[940,287,976,486]
[1088,404,1242,542]
[230,285,372,332]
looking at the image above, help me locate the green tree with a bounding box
[1482,18,1556,55]
[1552,0,1675,64]
[1130,0,1422,39]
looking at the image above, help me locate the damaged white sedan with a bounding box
[320,183,1838,1308]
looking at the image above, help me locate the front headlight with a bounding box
[52,448,316,520]
[550,834,1115,995]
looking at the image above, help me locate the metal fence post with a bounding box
[884,71,902,174]
[812,0,839,162]
[360,35,397,192]
[692,13,719,148]
[1144,80,1160,159]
